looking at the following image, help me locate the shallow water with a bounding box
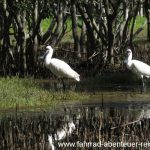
[0,90,150,149]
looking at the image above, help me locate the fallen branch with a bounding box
[111,119,141,130]
[133,20,147,38]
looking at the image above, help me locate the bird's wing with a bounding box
[50,58,80,80]
[132,60,150,77]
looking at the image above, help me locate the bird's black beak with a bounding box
[38,50,48,60]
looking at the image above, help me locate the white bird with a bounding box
[124,49,150,92]
[41,45,80,90]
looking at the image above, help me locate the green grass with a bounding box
[132,16,147,41]
[0,77,87,110]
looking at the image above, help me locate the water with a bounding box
[0,91,150,149]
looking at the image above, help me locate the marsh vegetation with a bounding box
[0,77,87,110]
[0,1,150,148]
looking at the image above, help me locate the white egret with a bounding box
[41,45,80,90]
[124,49,150,92]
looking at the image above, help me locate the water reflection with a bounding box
[0,100,150,149]
[48,120,75,150]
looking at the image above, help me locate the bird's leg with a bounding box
[61,78,66,91]
[56,78,61,90]
[141,76,145,93]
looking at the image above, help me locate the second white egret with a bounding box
[124,49,150,92]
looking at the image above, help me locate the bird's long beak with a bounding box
[38,50,48,60]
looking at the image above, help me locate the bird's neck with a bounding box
[124,53,132,69]
[128,53,132,62]
[125,53,132,64]
[45,51,53,65]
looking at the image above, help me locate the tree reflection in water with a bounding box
[0,104,150,150]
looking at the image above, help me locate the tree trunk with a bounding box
[15,12,27,77]
[80,22,87,60]
[1,0,13,76]
[107,17,114,65]
[130,1,140,47]
[139,0,144,16]
[103,0,115,65]
[71,0,81,58]
[77,2,96,56]
[42,17,56,44]
[33,0,39,75]
[51,3,63,46]
[145,0,150,41]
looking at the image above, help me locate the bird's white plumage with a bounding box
[44,46,80,81]
[125,49,150,78]
[48,58,80,81]
[131,60,150,78]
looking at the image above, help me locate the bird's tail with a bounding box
[72,70,80,81]
[75,76,80,81]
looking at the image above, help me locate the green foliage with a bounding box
[40,17,52,33]
[134,16,146,30]
[133,16,147,40]
[40,15,147,44]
